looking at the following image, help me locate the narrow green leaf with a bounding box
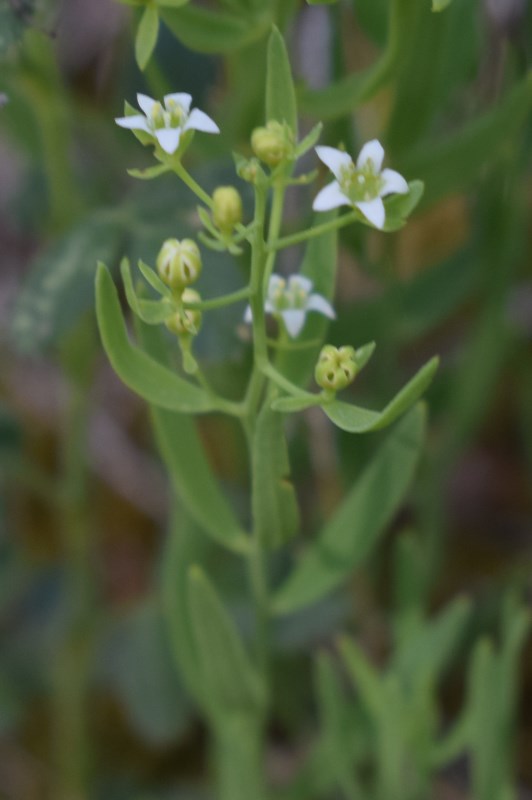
[271,394,325,413]
[188,566,266,717]
[266,26,298,135]
[160,5,269,53]
[137,260,172,299]
[252,406,299,549]
[11,211,125,355]
[272,405,426,614]
[95,263,215,413]
[121,259,174,324]
[135,319,249,553]
[135,4,160,70]
[399,74,532,209]
[432,0,453,10]
[294,122,323,158]
[127,164,171,180]
[383,180,424,231]
[468,639,501,800]
[323,357,438,434]
[339,637,384,718]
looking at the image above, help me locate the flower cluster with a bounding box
[245,275,335,338]
[313,140,408,229]
[116,93,219,155]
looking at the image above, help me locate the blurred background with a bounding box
[0,0,532,798]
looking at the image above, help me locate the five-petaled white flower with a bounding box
[245,274,335,338]
[313,140,408,230]
[115,92,220,155]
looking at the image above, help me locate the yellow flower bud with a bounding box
[251,121,292,167]
[315,345,358,392]
[156,239,202,289]
[212,186,243,233]
[165,289,202,337]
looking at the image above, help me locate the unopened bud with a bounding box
[251,121,292,167]
[237,157,260,184]
[165,289,202,337]
[315,345,358,392]
[157,239,202,289]
[212,186,243,233]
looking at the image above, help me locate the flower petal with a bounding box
[312,181,350,212]
[357,139,384,172]
[184,108,220,134]
[244,305,253,323]
[356,197,386,229]
[164,92,192,113]
[281,309,306,338]
[306,293,336,319]
[288,274,313,294]
[155,127,181,154]
[137,93,157,116]
[115,114,151,133]
[380,168,409,196]
[315,146,353,180]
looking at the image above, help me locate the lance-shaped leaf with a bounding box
[432,0,453,10]
[188,566,266,718]
[160,5,269,53]
[266,26,298,136]
[135,320,249,553]
[272,405,426,614]
[95,263,215,413]
[322,357,438,433]
[121,259,175,325]
[135,4,159,70]
[252,406,299,549]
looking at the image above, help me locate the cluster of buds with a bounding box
[156,239,203,359]
[315,345,359,393]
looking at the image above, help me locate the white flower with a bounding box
[244,274,335,338]
[115,92,219,155]
[313,140,408,230]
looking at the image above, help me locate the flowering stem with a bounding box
[172,162,214,208]
[185,286,251,311]
[262,181,286,290]
[267,210,358,252]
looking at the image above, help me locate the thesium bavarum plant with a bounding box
[2,0,532,798]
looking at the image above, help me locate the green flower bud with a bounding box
[165,288,202,337]
[212,186,243,234]
[251,121,292,167]
[237,157,261,184]
[157,239,202,289]
[315,345,358,392]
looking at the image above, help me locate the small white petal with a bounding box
[244,306,253,323]
[312,181,350,212]
[184,108,220,134]
[115,115,151,132]
[288,275,313,294]
[357,139,385,172]
[281,310,306,338]
[306,294,336,319]
[137,93,157,116]
[380,168,409,196]
[356,197,386,229]
[164,93,192,113]
[155,127,181,154]
[264,300,275,313]
[315,146,353,180]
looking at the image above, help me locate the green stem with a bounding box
[185,286,251,311]
[267,210,358,252]
[262,181,286,290]
[172,162,214,208]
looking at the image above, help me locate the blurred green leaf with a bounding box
[432,0,453,10]
[188,566,266,718]
[266,26,297,135]
[321,358,438,433]
[11,211,125,355]
[399,74,532,208]
[160,4,270,53]
[135,4,160,70]
[99,599,192,745]
[252,406,299,549]
[95,263,216,413]
[272,405,426,614]
[135,320,249,554]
